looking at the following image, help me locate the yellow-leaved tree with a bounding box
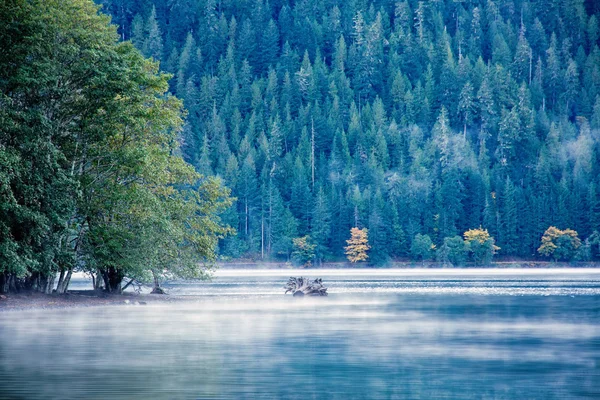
[538,227,581,261]
[345,227,370,263]
[464,228,500,265]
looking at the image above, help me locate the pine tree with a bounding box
[513,22,532,83]
[270,189,297,259]
[260,19,279,74]
[290,156,312,235]
[238,154,259,244]
[311,186,331,264]
[496,107,521,168]
[477,76,496,134]
[499,176,518,255]
[458,81,475,137]
[143,6,163,60]
[562,58,580,117]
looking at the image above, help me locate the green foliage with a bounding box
[589,231,600,260]
[537,227,582,261]
[0,0,232,292]
[292,236,316,267]
[8,0,600,272]
[436,236,467,267]
[410,234,434,262]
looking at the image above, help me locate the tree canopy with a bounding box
[0,0,232,293]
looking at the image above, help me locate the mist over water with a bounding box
[1,269,599,399]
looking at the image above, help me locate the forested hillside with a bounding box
[97,0,600,264]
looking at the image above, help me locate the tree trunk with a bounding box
[104,267,123,293]
[55,269,66,293]
[150,271,166,294]
[23,272,38,291]
[63,269,73,293]
[8,274,17,292]
[55,268,72,294]
[0,273,6,294]
[0,272,56,294]
[94,271,104,291]
[122,278,136,292]
[43,273,55,294]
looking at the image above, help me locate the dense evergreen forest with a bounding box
[96,0,600,264]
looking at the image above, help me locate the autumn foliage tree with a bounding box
[538,227,582,261]
[345,228,370,263]
[464,228,500,266]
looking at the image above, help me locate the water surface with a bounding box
[1,269,599,399]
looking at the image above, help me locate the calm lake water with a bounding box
[1,269,599,399]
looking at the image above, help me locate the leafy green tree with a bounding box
[575,238,592,261]
[588,231,600,260]
[410,234,434,263]
[464,228,499,266]
[292,236,316,267]
[538,227,582,261]
[436,236,467,267]
[0,0,233,294]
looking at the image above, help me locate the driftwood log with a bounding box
[284,277,328,297]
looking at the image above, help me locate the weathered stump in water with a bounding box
[284,277,328,296]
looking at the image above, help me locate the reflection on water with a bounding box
[1,269,599,399]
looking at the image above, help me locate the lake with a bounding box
[1,269,599,399]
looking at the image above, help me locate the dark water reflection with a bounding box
[1,269,599,399]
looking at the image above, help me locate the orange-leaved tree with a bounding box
[345,227,370,263]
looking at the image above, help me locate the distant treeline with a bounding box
[96,0,600,264]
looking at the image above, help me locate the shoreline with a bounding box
[0,291,190,312]
[2,267,600,312]
[217,261,600,269]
